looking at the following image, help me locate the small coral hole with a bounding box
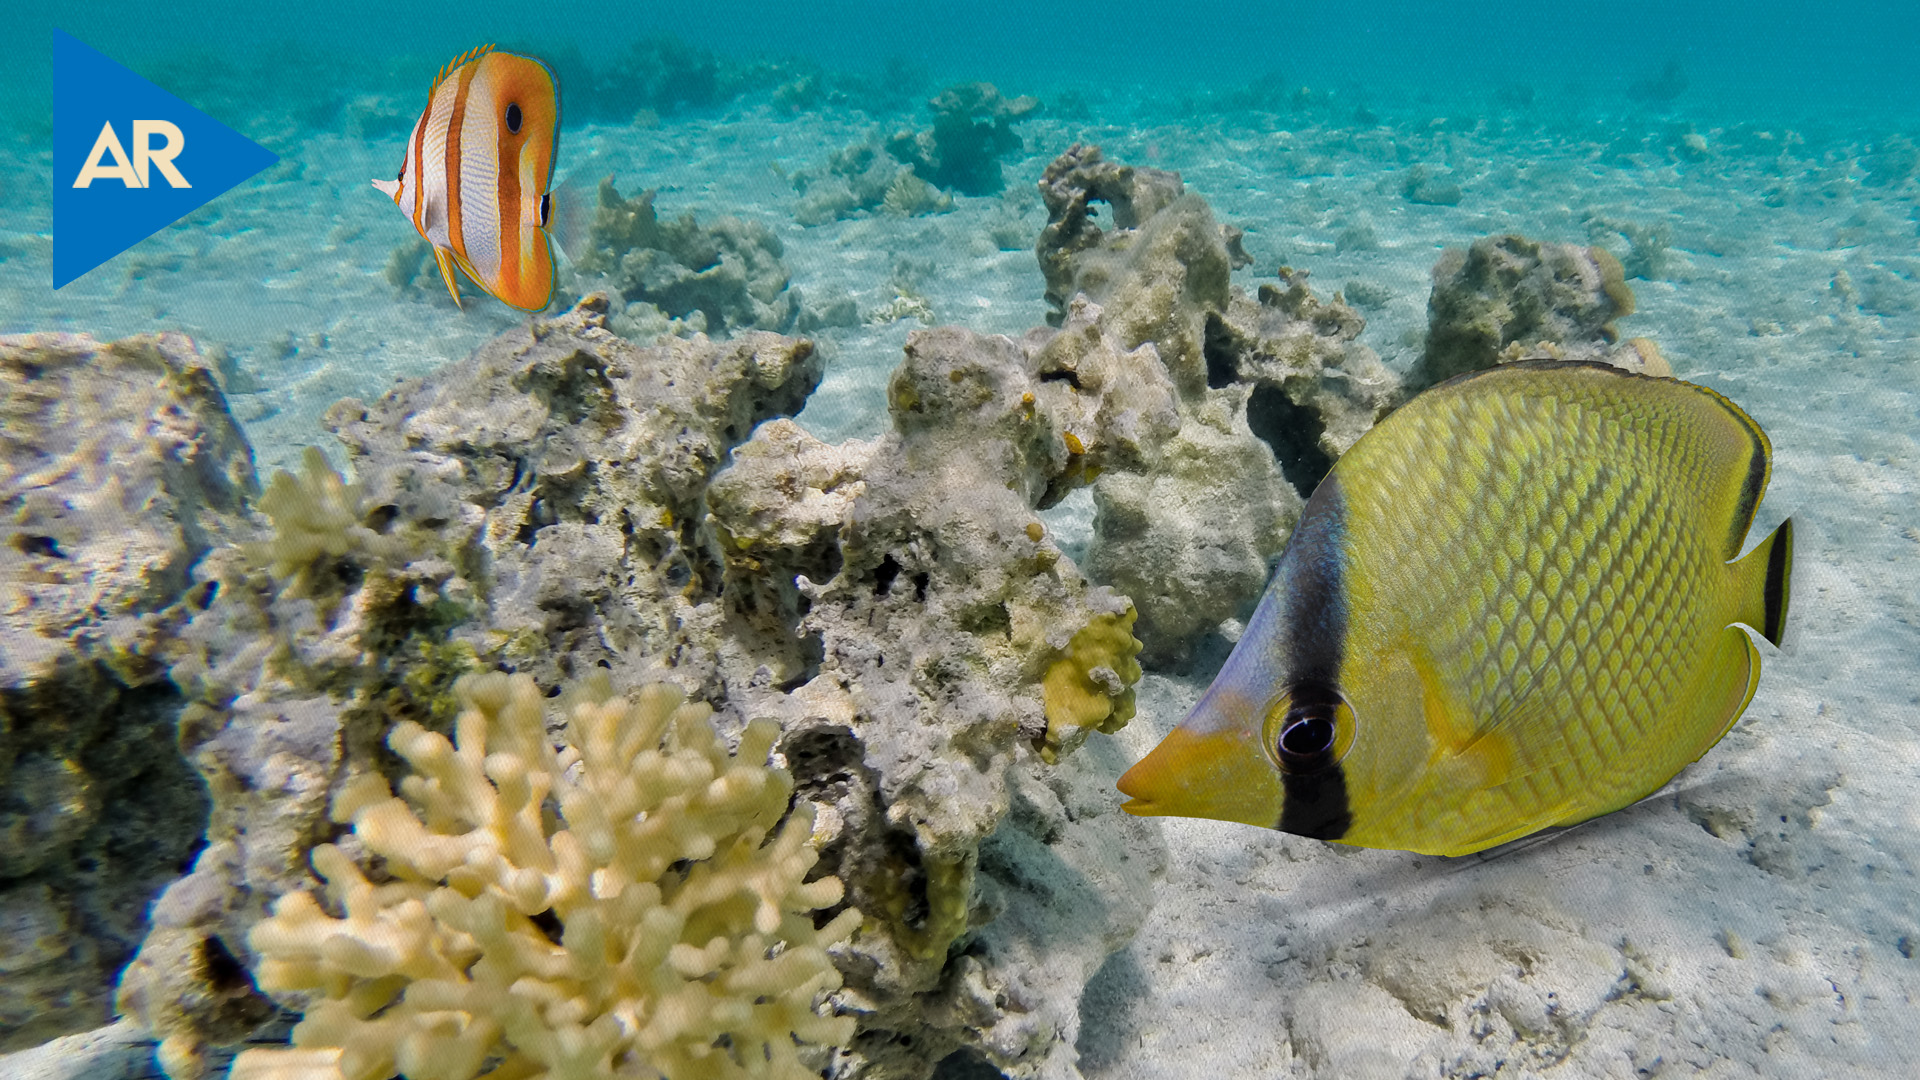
[199,935,255,996]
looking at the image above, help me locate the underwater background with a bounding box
[4,1,1920,1077]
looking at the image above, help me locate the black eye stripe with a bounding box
[539,192,551,226]
[505,102,523,134]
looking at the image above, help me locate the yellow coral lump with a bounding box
[1038,607,1144,763]
[231,672,859,1080]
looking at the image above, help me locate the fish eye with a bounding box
[540,192,551,226]
[506,102,523,134]
[1262,683,1356,775]
[1279,713,1335,759]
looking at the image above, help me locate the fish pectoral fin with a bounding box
[1450,656,1586,796]
[548,174,592,263]
[431,246,464,309]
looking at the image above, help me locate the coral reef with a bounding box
[1031,145,1395,666]
[887,83,1040,198]
[1036,144,1188,327]
[574,180,799,336]
[1407,233,1661,395]
[114,298,1163,1080]
[228,671,858,1080]
[0,332,253,1050]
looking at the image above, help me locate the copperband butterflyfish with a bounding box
[373,45,560,312]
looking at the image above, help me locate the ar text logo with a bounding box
[74,120,191,189]
[52,29,276,288]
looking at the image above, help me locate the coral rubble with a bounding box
[0,332,252,1051]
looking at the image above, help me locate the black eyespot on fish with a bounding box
[540,192,551,226]
[506,102,523,133]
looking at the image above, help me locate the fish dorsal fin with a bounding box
[430,43,495,95]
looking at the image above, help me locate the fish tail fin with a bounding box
[431,246,464,310]
[1731,517,1793,648]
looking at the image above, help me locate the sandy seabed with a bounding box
[4,90,1919,1078]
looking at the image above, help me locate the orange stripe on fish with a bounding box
[371,44,559,312]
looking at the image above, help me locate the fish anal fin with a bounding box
[431,246,464,309]
[431,44,495,95]
[1702,625,1762,752]
[449,249,504,307]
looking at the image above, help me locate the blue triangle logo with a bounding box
[52,29,279,288]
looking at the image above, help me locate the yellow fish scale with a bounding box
[1331,366,1762,855]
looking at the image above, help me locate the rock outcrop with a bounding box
[0,333,253,1051]
[113,299,1164,1080]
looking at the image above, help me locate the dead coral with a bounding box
[1409,233,1654,394]
[1037,143,1188,326]
[887,82,1040,197]
[574,179,797,335]
[791,140,952,226]
[1031,145,1392,666]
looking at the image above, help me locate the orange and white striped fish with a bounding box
[373,45,560,311]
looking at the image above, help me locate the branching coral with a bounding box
[228,671,858,1080]
[246,447,402,594]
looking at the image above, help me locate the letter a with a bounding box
[75,121,140,188]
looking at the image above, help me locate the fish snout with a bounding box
[1117,703,1286,829]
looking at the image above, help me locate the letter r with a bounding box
[133,120,190,188]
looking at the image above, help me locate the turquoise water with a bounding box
[4,3,1920,1078]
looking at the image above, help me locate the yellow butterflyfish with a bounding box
[1118,359,1794,856]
